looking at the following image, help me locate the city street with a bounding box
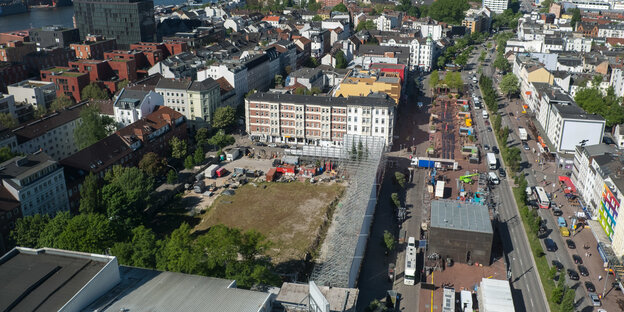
[475,42,551,311]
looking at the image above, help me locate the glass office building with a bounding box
[74,0,156,48]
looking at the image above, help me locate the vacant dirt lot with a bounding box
[195,181,345,265]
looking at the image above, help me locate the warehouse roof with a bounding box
[430,200,492,234]
[276,282,358,312]
[479,278,515,312]
[85,266,273,312]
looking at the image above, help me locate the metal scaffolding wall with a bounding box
[303,134,386,288]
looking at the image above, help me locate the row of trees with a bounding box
[436,32,487,69]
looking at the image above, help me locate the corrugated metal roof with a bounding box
[430,200,493,234]
[479,278,515,312]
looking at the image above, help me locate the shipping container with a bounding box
[266,168,277,181]
[205,164,220,178]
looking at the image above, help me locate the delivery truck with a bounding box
[486,152,497,169]
[518,127,528,141]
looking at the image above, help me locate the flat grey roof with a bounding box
[85,266,272,312]
[430,200,493,234]
[0,248,110,312]
[553,104,604,121]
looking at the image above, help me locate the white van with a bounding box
[482,110,489,119]
[488,171,500,185]
[408,236,416,248]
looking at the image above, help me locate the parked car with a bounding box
[553,208,563,216]
[585,281,596,292]
[255,142,266,146]
[566,239,576,249]
[499,168,506,177]
[573,254,583,264]
[487,127,493,132]
[544,238,557,252]
[567,269,579,280]
[578,265,589,276]
[492,146,499,154]
[589,293,601,306]
[484,144,490,151]
[523,142,530,150]
[551,260,563,271]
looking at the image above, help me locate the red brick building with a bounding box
[0,41,36,63]
[0,31,29,45]
[163,41,188,57]
[40,67,90,102]
[60,106,187,211]
[67,58,138,94]
[0,62,29,93]
[70,34,117,60]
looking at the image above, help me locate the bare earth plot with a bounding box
[195,181,345,264]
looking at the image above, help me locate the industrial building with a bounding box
[0,247,274,312]
[428,200,494,265]
[477,278,515,312]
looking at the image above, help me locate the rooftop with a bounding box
[12,102,86,142]
[247,92,395,107]
[289,67,323,79]
[430,200,493,234]
[276,282,358,312]
[479,278,515,312]
[552,103,604,121]
[84,266,272,312]
[0,247,114,312]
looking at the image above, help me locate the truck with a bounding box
[205,164,220,178]
[486,152,497,169]
[488,172,500,185]
[518,127,528,141]
[435,181,445,198]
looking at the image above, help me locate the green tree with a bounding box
[207,130,235,149]
[383,230,395,252]
[195,224,241,272]
[167,169,177,184]
[0,146,17,162]
[50,94,73,112]
[195,127,210,145]
[102,166,154,234]
[500,73,520,98]
[74,105,115,149]
[547,266,558,280]
[307,0,321,11]
[331,2,347,12]
[356,20,376,31]
[569,8,581,28]
[559,288,575,312]
[79,172,101,214]
[81,83,109,100]
[0,113,17,128]
[139,152,167,177]
[184,155,194,169]
[335,50,348,69]
[54,213,115,253]
[212,106,236,131]
[157,223,200,274]
[169,137,188,159]
[493,52,511,73]
[117,79,130,90]
[539,0,553,12]
[429,70,440,90]
[426,0,470,25]
[357,140,364,161]
[479,51,486,62]
[305,56,320,68]
[395,171,406,188]
[391,192,400,208]
[194,146,205,165]
[111,225,160,268]
[34,105,47,118]
[10,214,50,248]
[551,286,564,304]
[37,211,71,248]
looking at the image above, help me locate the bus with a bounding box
[404,237,417,285]
[533,186,550,209]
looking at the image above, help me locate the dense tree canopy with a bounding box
[0,113,17,128]
[207,130,235,149]
[575,86,624,127]
[169,137,188,159]
[334,50,348,69]
[356,20,376,32]
[102,166,154,234]
[74,105,116,149]
[425,0,469,25]
[500,73,520,98]
[139,152,167,177]
[212,106,236,131]
[81,83,109,100]
[0,146,17,162]
[10,214,50,247]
[79,172,101,214]
[50,94,74,112]
[331,2,347,12]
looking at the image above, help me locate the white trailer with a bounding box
[435,181,445,198]
[486,152,497,169]
[518,127,528,141]
[205,164,220,178]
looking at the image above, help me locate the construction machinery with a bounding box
[459,173,479,184]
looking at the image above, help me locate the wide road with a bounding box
[471,41,551,312]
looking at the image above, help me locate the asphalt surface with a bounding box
[473,42,551,312]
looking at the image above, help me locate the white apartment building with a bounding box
[10,102,86,161]
[155,77,221,128]
[572,144,616,215]
[375,14,399,32]
[0,153,69,217]
[483,0,509,13]
[417,23,444,41]
[245,92,395,146]
[610,67,624,97]
[7,80,56,109]
[546,104,605,153]
[113,88,163,127]
[198,63,248,104]
[380,36,434,71]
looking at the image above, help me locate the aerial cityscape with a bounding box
[0,0,623,311]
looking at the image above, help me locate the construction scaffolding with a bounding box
[300,134,387,288]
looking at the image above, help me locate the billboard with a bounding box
[309,281,330,312]
[559,120,604,152]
